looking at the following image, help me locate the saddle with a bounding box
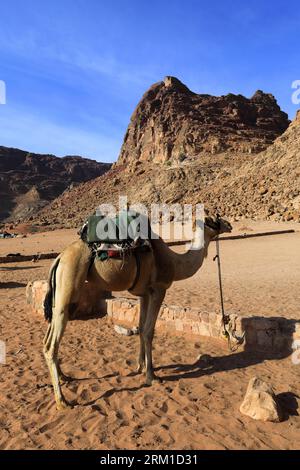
[79,212,152,291]
[79,212,152,261]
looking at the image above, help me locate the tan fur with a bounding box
[43,217,231,409]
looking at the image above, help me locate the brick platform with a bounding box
[106,297,300,353]
[26,280,300,353]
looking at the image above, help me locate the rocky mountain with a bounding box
[32,111,300,228]
[20,78,300,228]
[118,76,290,164]
[0,146,111,223]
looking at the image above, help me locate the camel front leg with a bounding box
[142,287,165,385]
[136,293,150,374]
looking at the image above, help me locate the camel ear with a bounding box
[204,216,219,231]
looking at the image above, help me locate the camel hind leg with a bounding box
[43,308,69,409]
[43,241,91,409]
[43,284,85,409]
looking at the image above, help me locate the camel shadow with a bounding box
[78,384,149,408]
[59,365,118,383]
[75,352,258,407]
[64,348,299,417]
[69,294,112,321]
[66,376,148,407]
[154,350,282,382]
[63,313,300,414]
[75,354,299,419]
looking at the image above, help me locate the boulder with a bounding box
[114,325,139,336]
[240,376,282,422]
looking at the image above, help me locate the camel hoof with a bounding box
[56,398,71,411]
[145,374,162,386]
[59,374,73,385]
[136,364,145,374]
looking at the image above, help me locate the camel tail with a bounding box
[44,256,60,323]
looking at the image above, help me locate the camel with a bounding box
[43,215,232,409]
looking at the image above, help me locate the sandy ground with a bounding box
[0,220,300,449]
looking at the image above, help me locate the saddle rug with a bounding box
[79,211,152,260]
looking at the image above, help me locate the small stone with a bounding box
[259,187,268,195]
[114,324,133,336]
[240,377,282,422]
[114,324,138,336]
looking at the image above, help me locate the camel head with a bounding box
[204,215,232,235]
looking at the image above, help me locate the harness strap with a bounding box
[214,236,245,352]
[87,250,96,274]
[86,243,144,292]
[213,237,230,343]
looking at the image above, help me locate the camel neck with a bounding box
[172,227,215,281]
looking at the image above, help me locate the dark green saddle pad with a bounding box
[86,211,150,244]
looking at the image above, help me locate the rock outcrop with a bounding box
[0,146,111,223]
[240,377,282,422]
[118,76,289,164]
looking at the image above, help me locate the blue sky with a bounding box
[0,0,299,162]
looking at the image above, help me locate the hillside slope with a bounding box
[32,111,300,228]
[0,146,111,223]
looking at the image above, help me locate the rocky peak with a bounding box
[163,76,193,93]
[118,77,290,165]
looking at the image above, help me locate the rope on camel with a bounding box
[213,236,245,352]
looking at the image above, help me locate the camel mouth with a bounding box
[216,212,233,232]
[219,219,233,233]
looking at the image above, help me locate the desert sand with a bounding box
[0,220,300,450]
